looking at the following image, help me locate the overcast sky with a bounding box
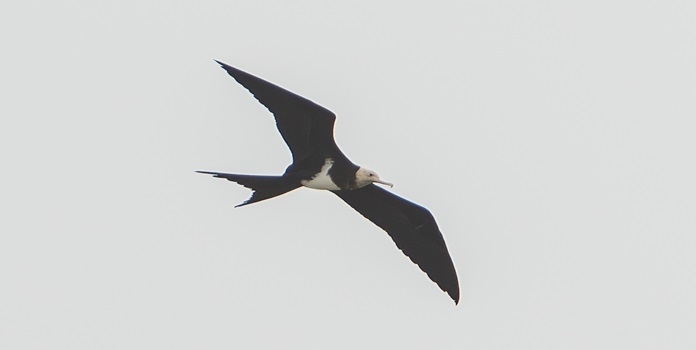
[2,1,695,349]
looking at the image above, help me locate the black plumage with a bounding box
[199,61,460,304]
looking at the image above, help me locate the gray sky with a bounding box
[2,1,695,349]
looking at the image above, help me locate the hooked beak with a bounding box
[373,179,394,188]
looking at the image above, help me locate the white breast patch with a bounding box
[301,158,341,190]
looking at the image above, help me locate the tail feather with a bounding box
[197,171,300,207]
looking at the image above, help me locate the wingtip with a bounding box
[449,286,460,305]
[196,171,222,178]
[234,199,252,208]
[446,288,459,305]
[214,60,234,71]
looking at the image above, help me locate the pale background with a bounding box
[1,1,695,349]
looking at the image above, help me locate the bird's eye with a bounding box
[368,173,374,176]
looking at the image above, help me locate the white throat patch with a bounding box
[301,158,341,190]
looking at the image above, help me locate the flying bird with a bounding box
[199,61,459,304]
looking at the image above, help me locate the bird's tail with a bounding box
[197,171,301,207]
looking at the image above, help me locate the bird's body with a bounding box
[300,158,342,190]
[199,61,460,304]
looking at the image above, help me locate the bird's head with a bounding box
[355,167,394,189]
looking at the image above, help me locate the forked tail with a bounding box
[197,171,301,207]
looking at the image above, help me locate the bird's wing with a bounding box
[216,61,337,163]
[332,184,460,304]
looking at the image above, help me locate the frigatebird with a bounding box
[199,61,459,304]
